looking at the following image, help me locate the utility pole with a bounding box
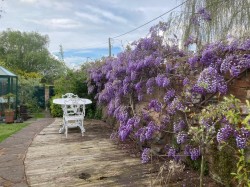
[108,37,111,57]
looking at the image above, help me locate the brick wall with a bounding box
[228,70,250,102]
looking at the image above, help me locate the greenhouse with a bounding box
[0,66,18,122]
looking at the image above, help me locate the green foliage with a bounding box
[231,149,250,187]
[33,112,45,118]
[222,96,242,126]
[52,69,101,119]
[54,70,86,96]
[2,92,16,111]
[18,73,42,112]
[49,95,63,117]
[242,100,250,131]
[0,123,29,142]
[85,105,102,119]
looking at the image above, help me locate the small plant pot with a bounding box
[5,110,15,123]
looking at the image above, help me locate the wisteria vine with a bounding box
[87,21,250,164]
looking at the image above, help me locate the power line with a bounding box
[111,0,189,39]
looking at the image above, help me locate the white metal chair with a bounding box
[62,98,86,138]
[62,93,78,98]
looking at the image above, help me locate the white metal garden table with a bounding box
[52,98,92,137]
[53,98,92,105]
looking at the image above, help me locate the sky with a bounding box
[0,0,181,68]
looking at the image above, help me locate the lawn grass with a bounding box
[0,123,29,143]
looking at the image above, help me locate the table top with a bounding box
[53,98,92,105]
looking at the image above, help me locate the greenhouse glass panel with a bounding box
[0,66,18,122]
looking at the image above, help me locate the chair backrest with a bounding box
[63,98,79,116]
[62,93,78,99]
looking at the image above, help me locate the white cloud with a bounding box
[25,18,82,29]
[75,12,105,24]
[20,0,73,11]
[85,5,128,24]
[73,49,94,54]
[20,0,37,3]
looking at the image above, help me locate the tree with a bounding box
[164,0,250,48]
[0,29,67,84]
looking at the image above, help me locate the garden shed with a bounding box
[0,66,18,122]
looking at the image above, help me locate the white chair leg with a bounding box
[78,124,85,136]
[65,126,68,138]
[81,120,85,136]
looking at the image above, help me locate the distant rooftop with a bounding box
[0,66,17,77]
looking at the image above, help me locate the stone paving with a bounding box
[25,118,155,187]
[0,118,55,187]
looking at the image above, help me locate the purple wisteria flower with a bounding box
[107,100,115,115]
[146,77,155,87]
[167,97,185,115]
[148,99,162,113]
[241,39,250,50]
[216,124,234,143]
[123,83,130,95]
[141,148,151,163]
[142,111,151,121]
[146,78,155,94]
[155,74,170,87]
[183,78,190,86]
[114,106,128,122]
[197,7,211,21]
[200,47,217,66]
[135,81,143,92]
[193,67,227,95]
[189,147,200,160]
[184,145,191,156]
[234,127,250,149]
[188,55,199,68]
[176,132,188,144]
[131,71,137,81]
[221,54,250,77]
[167,147,176,159]
[127,116,141,128]
[118,123,132,141]
[236,135,247,149]
[145,121,158,140]
[183,145,200,160]
[164,89,176,103]
[241,127,250,137]
[174,120,186,133]
[135,128,146,142]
